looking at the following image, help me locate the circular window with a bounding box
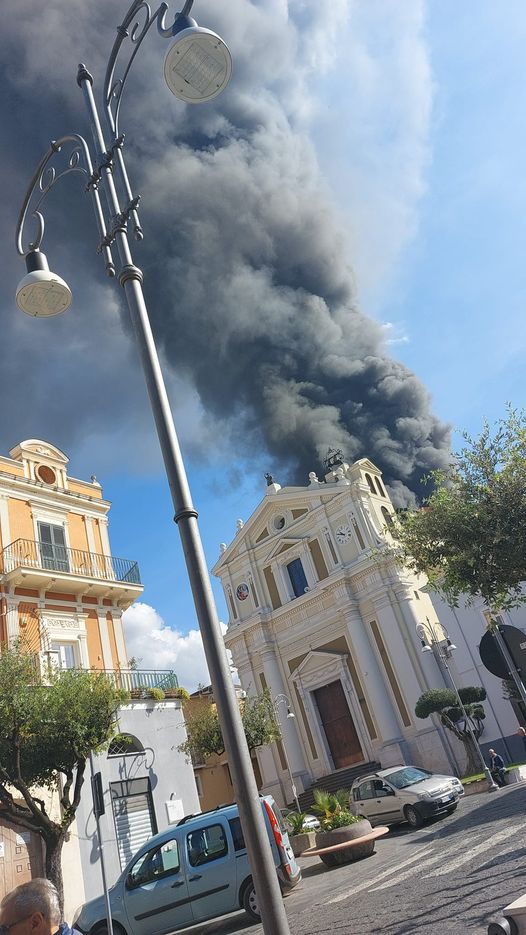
[36,465,56,485]
[273,515,286,531]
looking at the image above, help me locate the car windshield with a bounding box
[382,767,429,789]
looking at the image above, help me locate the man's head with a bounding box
[0,879,61,935]
[517,727,526,737]
[489,748,496,756]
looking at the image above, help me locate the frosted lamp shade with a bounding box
[164,27,232,103]
[16,270,72,317]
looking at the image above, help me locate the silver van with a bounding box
[74,795,301,935]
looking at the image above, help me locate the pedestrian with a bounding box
[517,726,526,756]
[488,748,507,787]
[0,878,80,935]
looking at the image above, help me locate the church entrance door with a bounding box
[313,680,364,769]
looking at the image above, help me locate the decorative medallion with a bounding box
[236,583,249,602]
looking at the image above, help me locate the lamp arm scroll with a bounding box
[16,134,115,277]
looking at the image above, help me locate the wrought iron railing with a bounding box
[1,538,141,584]
[106,668,180,692]
[36,658,178,691]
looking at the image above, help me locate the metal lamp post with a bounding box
[417,623,498,791]
[273,694,301,812]
[14,4,290,933]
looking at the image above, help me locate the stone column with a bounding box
[343,605,402,743]
[259,642,309,785]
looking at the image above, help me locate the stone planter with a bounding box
[291,831,316,858]
[314,819,374,867]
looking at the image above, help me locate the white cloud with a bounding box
[122,602,233,693]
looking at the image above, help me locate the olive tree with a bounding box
[394,407,526,615]
[415,687,487,776]
[180,690,280,762]
[0,644,127,908]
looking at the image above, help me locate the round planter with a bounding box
[291,831,316,858]
[315,819,374,867]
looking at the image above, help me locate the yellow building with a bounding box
[0,438,143,908]
[0,438,142,669]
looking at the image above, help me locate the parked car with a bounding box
[74,795,301,935]
[418,767,465,797]
[282,809,321,831]
[350,765,461,829]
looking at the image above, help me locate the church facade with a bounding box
[213,454,524,806]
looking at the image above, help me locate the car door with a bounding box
[352,780,378,823]
[123,834,193,935]
[184,820,237,923]
[371,779,401,823]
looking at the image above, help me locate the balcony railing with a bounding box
[34,657,179,694]
[1,538,141,585]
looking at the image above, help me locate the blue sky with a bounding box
[1,1,525,689]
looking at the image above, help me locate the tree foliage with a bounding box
[180,690,281,762]
[415,686,487,776]
[0,644,127,907]
[394,408,526,613]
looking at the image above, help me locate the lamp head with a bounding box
[164,19,232,103]
[286,709,295,719]
[16,250,71,317]
[421,644,433,654]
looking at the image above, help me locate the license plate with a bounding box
[439,793,454,803]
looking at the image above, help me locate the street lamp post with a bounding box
[273,694,301,813]
[417,623,498,791]
[14,4,290,933]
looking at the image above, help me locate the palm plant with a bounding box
[285,812,310,836]
[311,788,358,831]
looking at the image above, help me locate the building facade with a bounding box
[213,455,525,808]
[0,439,199,914]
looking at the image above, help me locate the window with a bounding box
[353,781,374,801]
[375,477,386,497]
[228,817,245,852]
[286,558,308,598]
[127,837,180,887]
[108,734,144,757]
[50,642,77,670]
[381,507,394,529]
[38,522,69,572]
[186,823,228,867]
[365,473,376,494]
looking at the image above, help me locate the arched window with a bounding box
[365,473,376,494]
[375,477,386,498]
[108,734,144,757]
[381,507,394,529]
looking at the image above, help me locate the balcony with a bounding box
[36,657,181,698]
[1,538,142,606]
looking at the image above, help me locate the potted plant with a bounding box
[311,789,375,867]
[284,812,317,858]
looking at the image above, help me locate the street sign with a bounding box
[479,625,526,681]
[91,771,105,818]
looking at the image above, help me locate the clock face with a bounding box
[335,524,353,544]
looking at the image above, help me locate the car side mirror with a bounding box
[382,786,394,796]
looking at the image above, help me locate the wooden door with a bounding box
[313,680,364,769]
[0,820,44,899]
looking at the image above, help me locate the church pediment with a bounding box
[264,536,307,562]
[291,649,347,682]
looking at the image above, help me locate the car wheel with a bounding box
[242,880,261,922]
[404,804,424,828]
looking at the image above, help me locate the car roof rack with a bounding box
[176,802,236,826]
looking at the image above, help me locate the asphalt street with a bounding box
[188,783,526,935]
